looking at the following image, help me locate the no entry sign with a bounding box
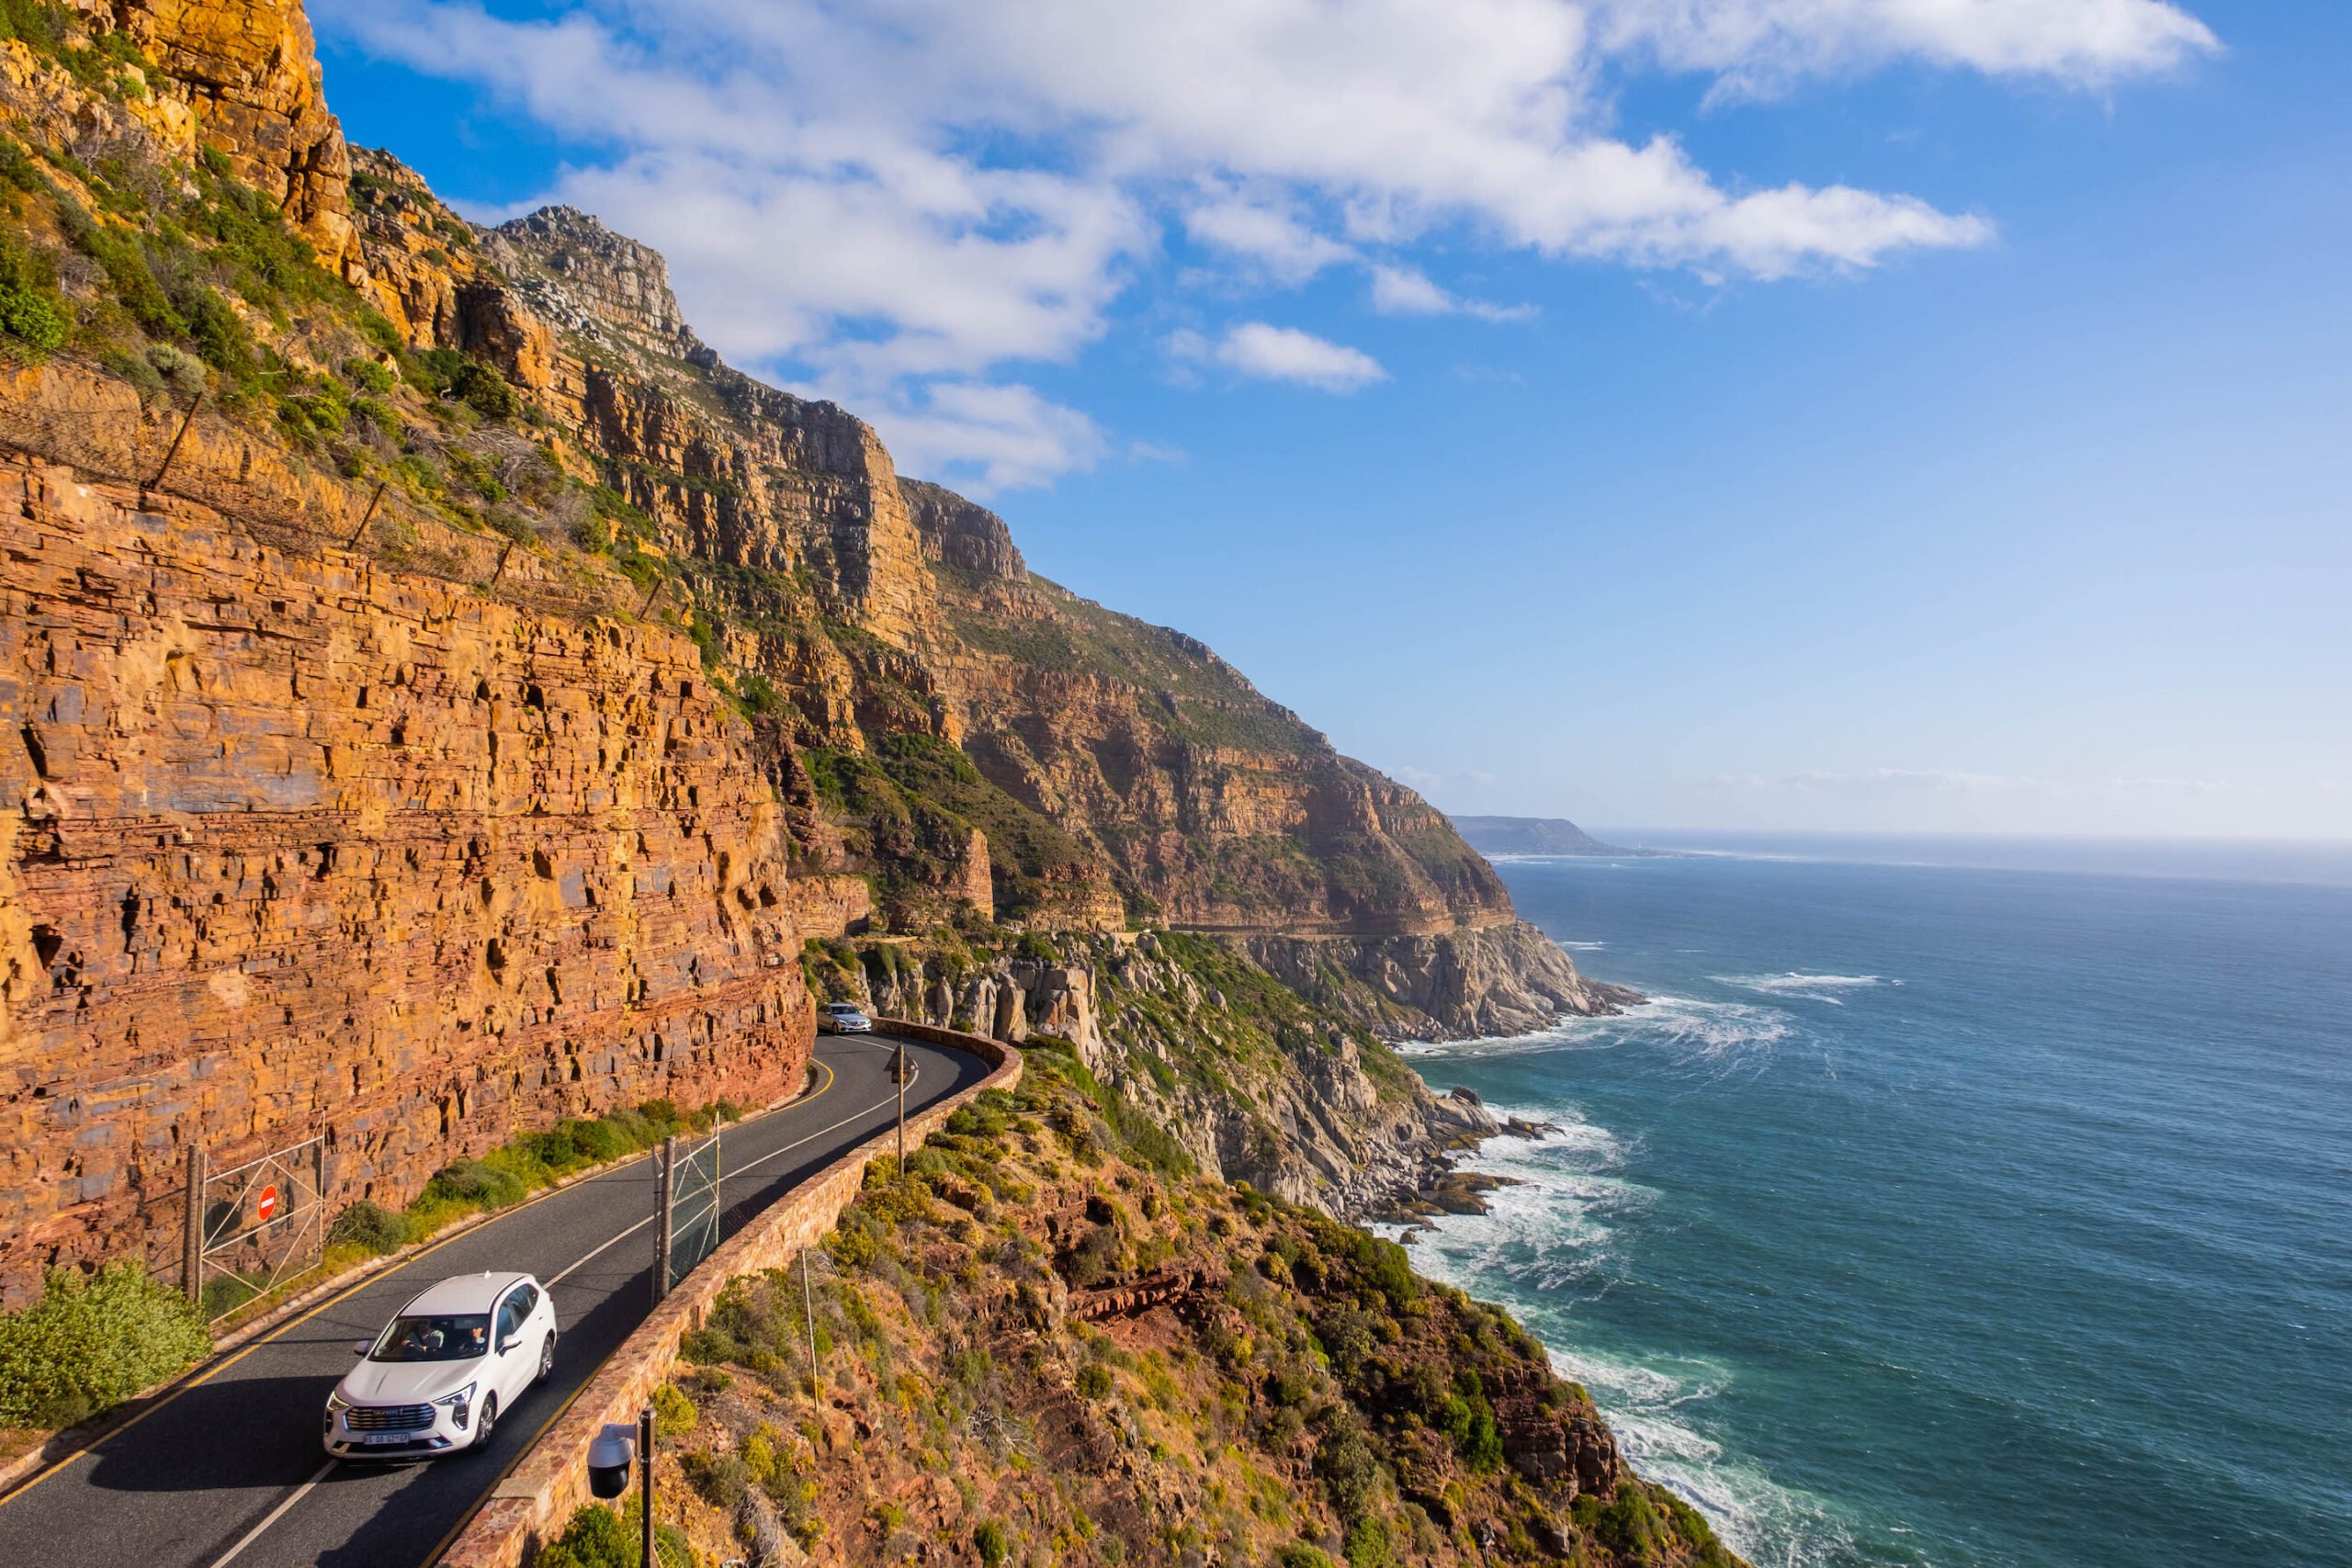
[254,1183,279,1224]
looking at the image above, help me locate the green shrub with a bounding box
[0,226,66,353]
[651,1382,695,1440]
[682,1448,748,1507]
[535,1504,629,1568]
[0,1260,210,1427]
[421,1158,529,1212]
[1075,1362,1113,1399]
[1276,1547,1340,1568]
[975,1519,1010,1568]
[339,355,396,394]
[1342,1517,1393,1568]
[326,1201,406,1257]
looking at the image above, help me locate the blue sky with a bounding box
[314,0,2349,839]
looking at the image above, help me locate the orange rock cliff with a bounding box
[0,0,1632,1298]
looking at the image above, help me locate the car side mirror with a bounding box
[496,1336,513,1356]
[352,1340,371,1356]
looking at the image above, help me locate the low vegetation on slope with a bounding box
[539,1049,1740,1568]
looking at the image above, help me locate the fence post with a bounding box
[181,1144,205,1304]
[652,1135,675,1305]
[343,480,387,547]
[801,1247,820,1407]
[146,390,204,498]
[311,1138,328,1249]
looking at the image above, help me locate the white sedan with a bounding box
[324,1271,557,1459]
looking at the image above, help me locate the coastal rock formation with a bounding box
[1239,919,1645,1040]
[0,0,1637,1293]
[107,0,365,280]
[340,164,1531,950]
[0,455,812,1297]
[636,1056,1736,1568]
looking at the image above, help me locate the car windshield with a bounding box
[829,1005,859,1014]
[370,1313,490,1362]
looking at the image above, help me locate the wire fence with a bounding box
[0,349,668,625]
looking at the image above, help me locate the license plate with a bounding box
[360,1431,415,1445]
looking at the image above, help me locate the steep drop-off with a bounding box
[623,1050,1740,1568]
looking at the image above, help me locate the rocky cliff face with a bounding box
[339,161,1527,947]
[0,448,813,1296]
[0,0,1637,1296]
[101,0,364,279]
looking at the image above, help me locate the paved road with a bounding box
[0,1032,987,1568]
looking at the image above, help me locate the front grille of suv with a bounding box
[345,1404,435,1431]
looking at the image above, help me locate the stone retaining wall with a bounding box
[436,1021,1018,1568]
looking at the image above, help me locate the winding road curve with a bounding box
[0,1031,988,1568]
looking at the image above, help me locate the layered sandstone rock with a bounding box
[0,455,812,1298]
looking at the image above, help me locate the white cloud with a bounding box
[1369,264,1537,321]
[1594,0,2220,99]
[1170,322,1388,393]
[321,0,2211,487]
[1182,189,1356,284]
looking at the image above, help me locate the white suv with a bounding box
[324,1271,557,1459]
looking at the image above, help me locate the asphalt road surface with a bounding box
[0,1031,988,1568]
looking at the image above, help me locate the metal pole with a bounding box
[638,1404,656,1568]
[147,389,204,494]
[311,1138,327,1255]
[486,538,518,590]
[635,576,666,619]
[181,1144,205,1304]
[800,1247,820,1406]
[343,480,387,547]
[652,1136,675,1305]
[896,1041,906,1167]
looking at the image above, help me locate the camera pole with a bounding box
[639,1404,656,1568]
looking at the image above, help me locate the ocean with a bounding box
[1396,836,2352,1568]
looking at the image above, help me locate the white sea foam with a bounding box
[1403,1101,1871,1568]
[1714,972,1899,1006]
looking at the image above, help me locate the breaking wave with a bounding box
[1402,1102,1864,1568]
[1713,972,1899,1006]
[1401,996,1797,1081]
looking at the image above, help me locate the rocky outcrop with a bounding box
[109,0,365,280]
[1238,919,1644,1040]
[335,166,1534,948]
[0,454,815,1299]
[630,1062,1739,1568]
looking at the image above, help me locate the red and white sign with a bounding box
[254,1183,280,1224]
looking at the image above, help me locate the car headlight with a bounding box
[437,1382,477,1428]
[325,1390,351,1412]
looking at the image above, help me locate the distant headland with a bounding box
[1450,815,1672,858]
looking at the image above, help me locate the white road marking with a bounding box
[547,1071,916,1286]
[194,1044,935,1567]
[206,1461,335,1568]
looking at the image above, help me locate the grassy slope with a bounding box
[543,1049,1741,1568]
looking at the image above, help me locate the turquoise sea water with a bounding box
[1397,838,2352,1568]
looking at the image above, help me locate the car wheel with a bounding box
[536,1333,555,1385]
[470,1393,498,1452]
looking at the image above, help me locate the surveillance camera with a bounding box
[586,1422,637,1499]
